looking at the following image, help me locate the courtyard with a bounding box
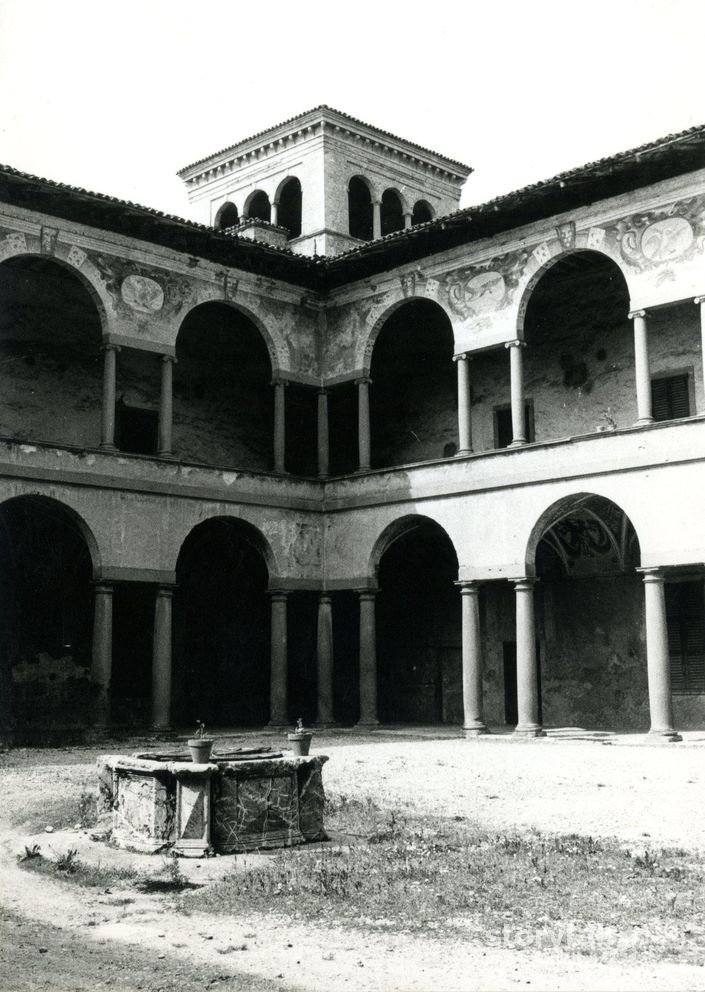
[1,729,704,991]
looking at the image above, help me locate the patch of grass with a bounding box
[10,786,97,833]
[186,792,705,964]
[18,845,139,889]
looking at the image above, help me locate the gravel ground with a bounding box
[1,728,705,991]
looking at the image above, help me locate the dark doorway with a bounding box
[111,583,154,726]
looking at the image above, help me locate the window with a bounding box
[494,402,534,449]
[666,580,705,693]
[116,399,158,455]
[348,177,373,240]
[651,372,691,421]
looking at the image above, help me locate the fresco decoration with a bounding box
[539,497,639,576]
[40,226,59,255]
[94,253,195,317]
[611,195,705,272]
[0,230,28,260]
[444,246,532,321]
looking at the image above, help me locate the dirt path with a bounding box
[1,732,705,991]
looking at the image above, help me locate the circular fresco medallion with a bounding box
[121,274,165,313]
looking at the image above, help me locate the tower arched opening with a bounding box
[173,518,271,727]
[412,200,433,225]
[0,256,103,448]
[277,178,302,239]
[348,176,373,241]
[174,303,273,470]
[370,299,456,468]
[380,189,404,236]
[246,190,271,223]
[376,516,460,724]
[215,202,239,230]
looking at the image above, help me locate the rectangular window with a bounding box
[651,373,691,422]
[494,402,534,449]
[666,580,705,693]
[115,400,158,456]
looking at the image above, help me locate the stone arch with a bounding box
[214,201,239,230]
[0,247,111,336]
[175,297,283,375]
[169,511,279,578]
[380,187,407,236]
[369,512,459,581]
[360,293,456,373]
[0,493,101,577]
[525,491,641,578]
[412,200,434,225]
[348,175,375,241]
[244,189,271,222]
[515,242,634,337]
[275,176,303,239]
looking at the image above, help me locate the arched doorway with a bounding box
[370,299,456,467]
[0,256,103,448]
[0,496,95,737]
[527,493,645,730]
[174,303,273,469]
[173,518,271,727]
[348,176,373,241]
[380,189,404,236]
[277,178,302,239]
[246,190,271,223]
[376,517,460,723]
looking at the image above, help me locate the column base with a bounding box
[513,725,546,739]
[463,724,490,738]
[455,448,473,457]
[648,728,682,742]
[354,719,380,731]
[508,439,528,448]
[634,417,655,427]
[158,450,177,461]
[99,443,118,452]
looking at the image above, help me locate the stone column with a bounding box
[695,296,705,403]
[455,354,473,455]
[505,340,527,446]
[316,593,335,726]
[152,586,173,730]
[91,582,114,727]
[403,211,413,230]
[100,343,119,450]
[356,377,372,471]
[273,379,286,473]
[269,591,288,728]
[630,310,654,426]
[641,568,681,741]
[458,581,488,736]
[158,354,175,457]
[357,589,379,728]
[317,389,329,480]
[372,200,382,240]
[513,578,545,738]
[271,200,279,226]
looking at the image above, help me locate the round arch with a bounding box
[380,188,405,237]
[348,175,374,241]
[525,491,641,578]
[412,200,434,225]
[370,512,459,581]
[175,514,275,577]
[214,201,239,230]
[515,246,633,338]
[361,294,456,373]
[175,297,282,375]
[275,176,303,239]
[0,493,101,576]
[244,189,271,222]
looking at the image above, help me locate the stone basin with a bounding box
[97,747,328,857]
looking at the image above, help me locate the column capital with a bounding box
[356,375,372,386]
[453,352,472,363]
[155,585,175,599]
[318,591,333,604]
[511,576,539,590]
[268,588,290,601]
[161,353,177,365]
[93,580,114,594]
[628,309,647,320]
[371,197,382,206]
[101,341,121,353]
[356,587,378,600]
[505,339,526,350]
[455,579,482,593]
[694,296,705,306]
[271,377,288,388]
[318,386,329,396]
[637,566,666,583]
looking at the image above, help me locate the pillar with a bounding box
[271,200,279,226]
[455,354,473,455]
[269,591,288,728]
[630,310,654,426]
[641,568,681,741]
[317,389,329,479]
[403,211,413,230]
[357,590,379,728]
[458,581,488,736]
[695,296,705,403]
[357,377,371,472]
[316,593,335,726]
[158,354,175,457]
[273,379,286,473]
[91,582,113,727]
[152,586,173,730]
[513,578,545,738]
[505,340,527,446]
[372,200,382,240]
[100,343,119,450]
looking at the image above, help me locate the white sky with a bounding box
[0,0,703,220]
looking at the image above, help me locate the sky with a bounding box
[0,0,703,221]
